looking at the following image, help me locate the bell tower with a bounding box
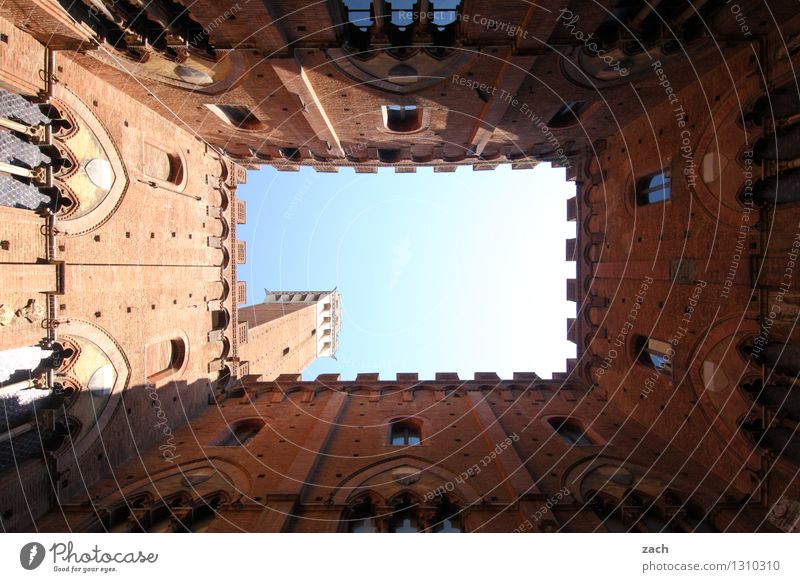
[236,290,341,381]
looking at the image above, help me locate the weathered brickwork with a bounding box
[1,1,799,533]
[38,377,761,533]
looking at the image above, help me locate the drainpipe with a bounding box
[0,422,35,444]
[0,410,57,444]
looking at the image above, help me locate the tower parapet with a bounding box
[264,290,342,359]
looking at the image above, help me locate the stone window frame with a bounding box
[142,140,188,192]
[388,417,422,446]
[636,166,672,206]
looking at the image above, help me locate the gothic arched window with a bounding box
[387,492,419,533]
[345,494,379,533]
[342,0,374,30]
[431,496,463,533]
[750,342,800,376]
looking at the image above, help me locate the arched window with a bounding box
[210,418,265,446]
[205,104,266,131]
[211,308,230,331]
[174,64,213,85]
[383,105,424,133]
[388,0,417,27]
[107,495,149,533]
[742,379,800,422]
[635,336,673,375]
[342,489,464,533]
[342,0,374,31]
[598,490,687,533]
[431,0,461,27]
[345,494,378,533]
[188,503,217,532]
[548,417,594,446]
[636,168,671,205]
[145,338,186,383]
[431,496,462,532]
[747,421,800,465]
[387,492,419,533]
[377,148,402,163]
[749,342,800,376]
[279,147,301,161]
[341,0,375,50]
[390,419,421,445]
[548,101,587,128]
[183,495,225,533]
[143,143,184,185]
[146,503,183,533]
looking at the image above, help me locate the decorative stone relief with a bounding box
[767,495,800,532]
[16,298,45,323]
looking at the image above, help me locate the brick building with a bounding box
[0,0,799,532]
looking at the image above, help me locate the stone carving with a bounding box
[16,299,45,323]
[767,495,800,532]
[0,303,14,326]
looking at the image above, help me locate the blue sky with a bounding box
[236,163,576,380]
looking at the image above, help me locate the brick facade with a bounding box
[1,1,799,532]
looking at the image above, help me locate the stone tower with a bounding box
[237,290,342,381]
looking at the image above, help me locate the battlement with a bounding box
[267,371,564,385]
